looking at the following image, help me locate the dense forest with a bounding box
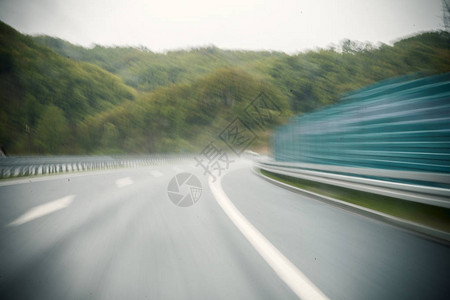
[1,20,449,154]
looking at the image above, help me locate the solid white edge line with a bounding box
[209,177,328,300]
[8,195,75,226]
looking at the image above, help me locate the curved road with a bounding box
[0,159,449,299]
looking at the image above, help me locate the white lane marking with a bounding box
[115,177,133,188]
[172,167,183,172]
[150,170,163,177]
[209,178,328,300]
[8,195,75,227]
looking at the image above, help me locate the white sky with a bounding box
[0,0,445,53]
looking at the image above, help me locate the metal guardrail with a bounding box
[266,74,450,209]
[256,159,450,209]
[0,155,187,179]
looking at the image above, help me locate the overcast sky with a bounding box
[0,0,445,53]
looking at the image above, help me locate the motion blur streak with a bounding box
[274,73,450,177]
[0,160,449,299]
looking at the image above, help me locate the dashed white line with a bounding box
[115,177,133,188]
[8,195,75,226]
[172,167,183,172]
[150,170,163,177]
[209,177,328,300]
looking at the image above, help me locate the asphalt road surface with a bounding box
[0,158,449,299]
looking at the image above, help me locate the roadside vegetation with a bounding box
[260,169,450,233]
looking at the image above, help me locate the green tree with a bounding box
[101,122,120,150]
[35,105,69,153]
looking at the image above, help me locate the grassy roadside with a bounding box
[259,169,450,233]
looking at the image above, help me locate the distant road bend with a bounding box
[0,157,449,299]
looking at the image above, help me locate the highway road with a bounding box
[0,158,449,299]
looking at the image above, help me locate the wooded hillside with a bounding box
[1,20,449,154]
